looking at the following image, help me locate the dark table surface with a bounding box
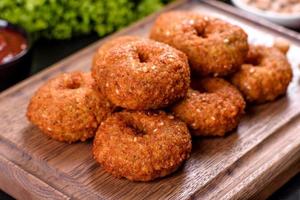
[1,3,300,200]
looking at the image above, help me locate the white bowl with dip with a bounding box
[232,0,300,28]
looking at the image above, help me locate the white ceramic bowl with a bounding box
[232,0,300,28]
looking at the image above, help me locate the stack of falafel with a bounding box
[27,11,292,181]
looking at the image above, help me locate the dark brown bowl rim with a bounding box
[0,19,31,69]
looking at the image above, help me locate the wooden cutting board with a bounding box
[1,0,300,199]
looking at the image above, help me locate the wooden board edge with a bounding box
[0,154,69,200]
[191,114,300,200]
[245,142,300,200]
[254,159,300,200]
[203,0,300,44]
[0,0,190,100]
[0,135,105,200]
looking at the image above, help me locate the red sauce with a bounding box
[0,28,27,64]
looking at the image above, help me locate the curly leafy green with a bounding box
[0,0,170,40]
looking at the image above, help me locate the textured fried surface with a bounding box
[150,11,249,77]
[231,45,293,103]
[93,110,192,181]
[92,36,190,110]
[92,36,140,68]
[171,78,245,136]
[27,72,114,143]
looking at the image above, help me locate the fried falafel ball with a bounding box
[93,110,192,181]
[27,72,114,143]
[231,45,293,103]
[150,11,249,77]
[171,78,245,136]
[92,36,190,110]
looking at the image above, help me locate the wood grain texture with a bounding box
[1,0,300,199]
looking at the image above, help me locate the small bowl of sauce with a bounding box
[232,0,300,28]
[0,20,31,91]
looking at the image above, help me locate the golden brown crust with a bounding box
[92,36,140,69]
[231,45,293,103]
[92,36,190,110]
[171,78,245,136]
[27,72,114,143]
[150,11,249,77]
[93,110,192,181]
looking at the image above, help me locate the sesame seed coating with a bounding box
[171,78,245,136]
[93,110,192,181]
[231,45,293,103]
[92,36,190,110]
[92,36,140,68]
[27,72,114,143]
[150,11,249,77]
